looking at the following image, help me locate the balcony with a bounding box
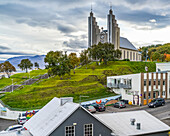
[107,83,119,88]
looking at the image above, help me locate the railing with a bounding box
[107,83,131,89]
[107,83,119,88]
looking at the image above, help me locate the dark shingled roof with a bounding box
[120,37,137,51]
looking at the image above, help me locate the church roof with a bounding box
[120,37,137,51]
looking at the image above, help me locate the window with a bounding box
[144,80,146,86]
[65,126,75,136]
[124,51,126,59]
[149,80,151,86]
[136,53,138,61]
[153,92,156,98]
[158,80,160,85]
[133,52,135,60]
[84,124,93,136]
[127,51,129,59]
[163,80,165,85]
[130,52,132,60]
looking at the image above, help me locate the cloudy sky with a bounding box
[0,0,170,61]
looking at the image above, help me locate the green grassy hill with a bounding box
[0,61,156,110]
[0,69,47,90]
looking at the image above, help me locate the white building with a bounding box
[88,8,142,61]
[96,110,170,136]
[156,62,170,72]
[107,71,170,105]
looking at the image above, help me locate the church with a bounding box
[88,8,142,61]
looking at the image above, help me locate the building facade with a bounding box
[88,8,142,61]
[107,71,170,105]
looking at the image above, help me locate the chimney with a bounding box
[136,123,141,130]
[60,97,73,106]
[130,118,136,125]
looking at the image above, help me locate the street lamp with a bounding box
[11,79,13,93]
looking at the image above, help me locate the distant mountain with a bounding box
[6,55,46,72]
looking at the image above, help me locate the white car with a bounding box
[0,125,23,134]
[17,117,27,125]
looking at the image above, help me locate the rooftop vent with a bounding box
[60,97,73,106]
[130,118,136,125]
[136,123,141,130]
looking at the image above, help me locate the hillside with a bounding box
[0,69,47,90]
[1,61,156,110]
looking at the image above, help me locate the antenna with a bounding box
[109,2,112,10]
[91,3,92,12]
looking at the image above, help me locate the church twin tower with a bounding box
[88,8,120,49]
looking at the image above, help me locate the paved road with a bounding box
[0,119,16,131]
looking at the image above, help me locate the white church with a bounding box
[88,8,142,61]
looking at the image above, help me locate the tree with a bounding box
[68,53,80,69]
[34,62,39,69]
[151,52,160,61]
[18,59,33,73]
[44,51,72,79]
[0,61,16,78]
[88,42,121,65]
[80,49,89,65]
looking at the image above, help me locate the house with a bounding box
[23,97,114,136]
[96,110,170,136]
[107,71,170,105]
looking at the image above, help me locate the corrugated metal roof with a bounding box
[23,97,79,136]
[120,37,137,51]
[95,110,170,136]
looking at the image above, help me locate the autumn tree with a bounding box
[0,61,16,78]
[18,59,33,73]
[68,53,80,69]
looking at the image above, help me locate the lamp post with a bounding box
[11,79,13,93]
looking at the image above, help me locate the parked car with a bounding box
[114,101,126,109]
[86,106,96,113]
[148,98,165,108]
[93,104,106,112]
[0,125,23,134]
[17,116,27,125]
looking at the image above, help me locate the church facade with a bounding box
[88,8,142,61]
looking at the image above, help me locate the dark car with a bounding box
[148,98,165,108]
[114,101,126,109]
[93,104,106,112]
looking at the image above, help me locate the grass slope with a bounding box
[0,69,47,89]
[1,61,156,110]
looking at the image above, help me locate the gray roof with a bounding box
[95,110,170,136]
[120,37,137,51]
[24,97,80,136]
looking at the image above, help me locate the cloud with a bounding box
[63,39,87,49]
[0,45,10,50]
[0,51,36,55]
[149,19,156,23]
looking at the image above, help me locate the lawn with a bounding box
[1,61,156,110]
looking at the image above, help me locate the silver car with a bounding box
[87,106,96,113]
